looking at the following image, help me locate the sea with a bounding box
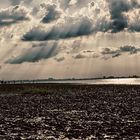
[39,78,140,85]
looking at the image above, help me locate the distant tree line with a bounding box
[0,80,16,84]
[0,80,36,85]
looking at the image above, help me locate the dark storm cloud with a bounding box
[15,0,140,42]
[22,17,93,41]
[101,48,121,58]
[41,4,61,23]
[112,53,121,58]
[129,23,140,32]
[101,45,140,59]
[120,45,140,54]
[108,0,140,32]
[6,43,58,64]
[0,20,18,26]
[0,5,29,26]
[74,53,86,59]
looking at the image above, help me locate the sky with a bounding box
[0,0,140,80]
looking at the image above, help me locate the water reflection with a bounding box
[43,78,140,85]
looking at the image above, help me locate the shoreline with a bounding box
[1,78,140,86]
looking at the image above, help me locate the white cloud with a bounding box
[0,5,30,26]
[124,8,140,31]
[73,50,99,59]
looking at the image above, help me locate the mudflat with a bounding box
[0,84,140,139]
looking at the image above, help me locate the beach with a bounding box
[0,84,140,139]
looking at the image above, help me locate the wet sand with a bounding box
[0,84,140,139]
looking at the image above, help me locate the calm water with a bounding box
[40,78,140,85]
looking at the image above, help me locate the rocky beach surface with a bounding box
[0,84,140,139]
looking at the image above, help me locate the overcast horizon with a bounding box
[0,0,140,80]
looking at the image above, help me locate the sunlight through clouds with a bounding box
[0,0,140,80]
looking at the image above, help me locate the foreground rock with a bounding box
[0,84,140,139]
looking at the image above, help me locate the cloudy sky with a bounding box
[0,0,140,80]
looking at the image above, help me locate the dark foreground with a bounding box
[0,84,140,139]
